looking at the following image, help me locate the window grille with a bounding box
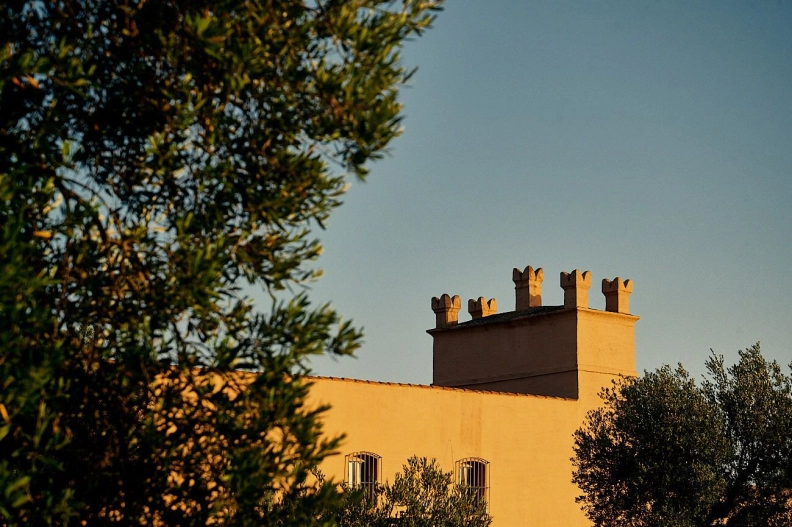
[345,452,381,499]
[456,457,489,508]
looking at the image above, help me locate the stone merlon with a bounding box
[468,297,498,319]
[560,269,592,309]
[602,277,633,314]
[431,294,461,329]
[513,265,543,310]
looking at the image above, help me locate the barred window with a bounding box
[345,452,381,498]
[456,457,489,507]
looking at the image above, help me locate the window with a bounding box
[456,457,489,507]
[345,452,381,498]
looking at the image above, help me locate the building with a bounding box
[309,264,638,526]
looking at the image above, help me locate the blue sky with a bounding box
[301,1,792,384]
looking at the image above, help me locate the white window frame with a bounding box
[456,457,490,508]
[345,451,381,499]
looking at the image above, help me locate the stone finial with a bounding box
[513,266,544,310]
[468,297,498,320]
[431,294,461,328]
[560,270,592,309]
[602,278,633,314]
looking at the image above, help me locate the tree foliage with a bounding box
[0,0,441,525]
[334,457,492,527]
[573,344,792,527]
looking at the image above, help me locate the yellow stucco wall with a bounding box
[310,378,596,527]
[308,269,638,526]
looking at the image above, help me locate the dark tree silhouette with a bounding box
[573,344,792,527]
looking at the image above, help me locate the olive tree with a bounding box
[573,344,792,527]
[0,1,441,525]
[334,457,492,527]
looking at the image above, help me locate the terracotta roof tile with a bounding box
[306,375,572,400]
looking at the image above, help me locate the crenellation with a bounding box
[560,269,592,309]
[430,262,638,402]
[513,265,544,310]
[468,297,498,319]
[431,294,461,328]
[431,266,633,329]
[602,277,633,314]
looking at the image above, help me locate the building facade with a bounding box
[309,264,638,526]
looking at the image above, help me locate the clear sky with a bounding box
[301,1,792,384]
